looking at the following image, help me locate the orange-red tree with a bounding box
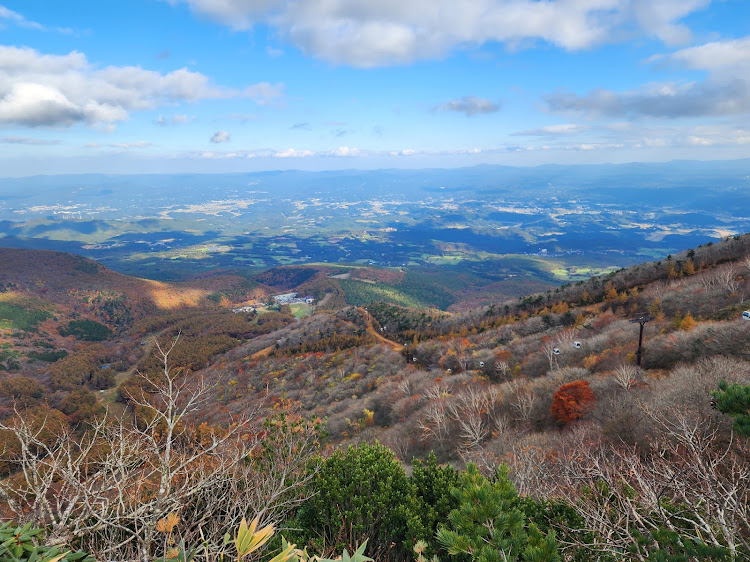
[551,380,595,424]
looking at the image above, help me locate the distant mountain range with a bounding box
[1,159,749,303]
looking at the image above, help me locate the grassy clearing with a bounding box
[290,304,314,319]
[551,266,620,281]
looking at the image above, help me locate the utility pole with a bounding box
[630,313,654,366]
[404,343,413,364]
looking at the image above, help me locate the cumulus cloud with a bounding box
[328,146,360,156]
[631,0,709,46]
[168,0,708,67]
[435,96,499,116]
[1,135,60,145]
[274,147,314,158]
[0,82,86,126]
[0,46,282,128]
[210,130,231,143]
[649,37,750,72]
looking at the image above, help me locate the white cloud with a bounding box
[0,82,85,126]
[546,35,750,120]
[435,96,499,116]
[0,46,282,128]
[328,146,360,156]
[107,141,152,149]
[631,0,709,46]
[649,37,750,72]
[168,0,709,67]
[210,130,231,143]
[0,4,45,30]
[274,147,314,158]
[547,53,750,120]
[155,113,192,126]
[187,146,496,160]
[242,82,284,105]
[513,124,588,136]
[1,135,60,145]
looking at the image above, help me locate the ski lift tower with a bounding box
[630,313,654,367]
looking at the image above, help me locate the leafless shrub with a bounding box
[422,381,451,402]
[0,336,317,561]
[646,281,669,301]
[548,408,750,560]
[446,387,496,452]
[717,264,741,294]
[397,377,411,395]
[555,327,578,347]
[417,403,449,443]
[495,359,510,380]
[509,384,537,424]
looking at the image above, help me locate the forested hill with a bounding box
[2,235,750,560]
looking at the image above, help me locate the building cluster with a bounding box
[273,292,315,305]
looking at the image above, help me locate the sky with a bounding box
[1,0,749,176]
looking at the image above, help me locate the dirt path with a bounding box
[250,345,275,359]
[358,307,403,352]
[99,329,169,407]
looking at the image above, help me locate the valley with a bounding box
[2,165,750,561]
[2,161,749,311]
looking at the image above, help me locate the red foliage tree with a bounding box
[551,380,595,424]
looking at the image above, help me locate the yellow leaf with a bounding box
[156,512,180,533]
[235,516,275,557]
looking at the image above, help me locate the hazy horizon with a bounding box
[1,1,749,176]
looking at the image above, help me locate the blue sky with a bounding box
[1,0,749,175]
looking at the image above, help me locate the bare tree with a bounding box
[418,403,449,443]
[612,364,641,391]
[509,383,537,425]
[494,359,510,381]
[717,264,740,295]
[447,338,472,372]
[0,336,319,561]
[555,327,578,348]
[541,342,560,372]
[698,272,718,291]
[506,440,549,497]
[397,377,412,395]
[547,408,750,560]
[646,281,669,301]
[422,381,451,402]
[446,387,495,451]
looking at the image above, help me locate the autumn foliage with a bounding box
[550,380,595,424]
